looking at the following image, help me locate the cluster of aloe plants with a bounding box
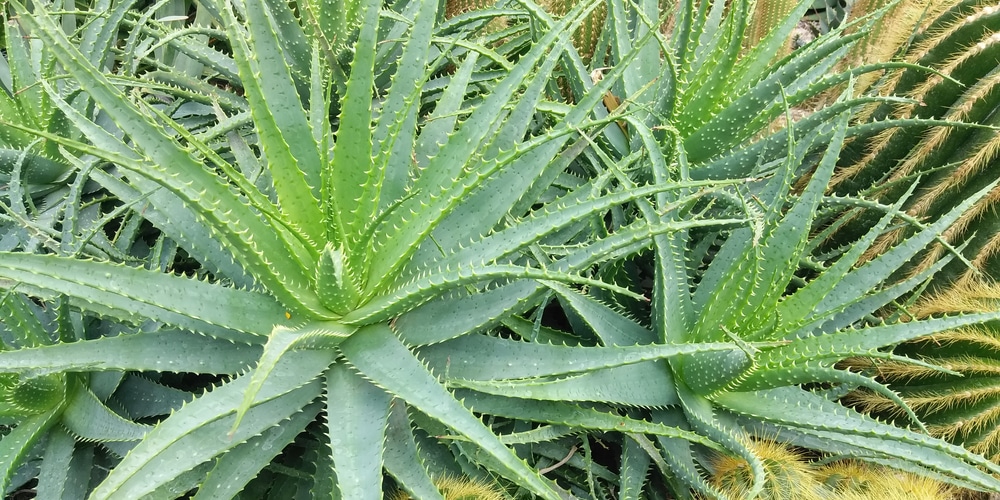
[4,0,1000,498]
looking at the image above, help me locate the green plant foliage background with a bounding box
[2,0,1000,499]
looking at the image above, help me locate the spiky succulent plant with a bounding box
[0,0,757,497]
[560,104,1000,497]
[5,0,1000,498]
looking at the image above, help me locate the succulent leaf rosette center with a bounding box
[315,243,363,316]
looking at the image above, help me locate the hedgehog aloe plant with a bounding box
[0,0,766,497]
[438,108,1000,498]
[398,0,1000,496]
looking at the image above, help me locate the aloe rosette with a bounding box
[467,108,1000,498]
[445,0,1000,496]
[3,0,1000,498]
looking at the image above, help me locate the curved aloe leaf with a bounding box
[89,350,331,500]
[340,324,565,500]
[0,330,260,374]
[0,252,285,341]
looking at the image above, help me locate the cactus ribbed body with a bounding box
[847,281,1000,463]
[830,0,1000,285]
[746,0,800,56]
[542,0,607,62]
[389,476,505,500]
[836,0,952,93]
[708,439,822,500]
[704,439,956,500]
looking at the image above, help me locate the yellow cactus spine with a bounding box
[389,476,505,500]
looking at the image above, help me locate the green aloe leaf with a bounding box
[113,375,192,420]
[774,186,915,335]
[89,350,331,500]
[458,391,725,452]
[1,290,51,348]
[325,363,392,500]
[364,0,603,291]
[619,434,652,500]
[325,0,379,248]
[416,333,759,381]
[447,362,676,407]
[367,0,439,244]
[61,381,150,442]
[676,381,766,500]
[393,279,545,346]
[383,400,446,500]
[810,177,1000,334]
[757,311,1000,370]
[547,281,655,346]
[389,215,744,344]
[31,88,251,282]
[0,252,285,341]
[340,324,565,500]
[427,178,741,275]
[0,330,259,374]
